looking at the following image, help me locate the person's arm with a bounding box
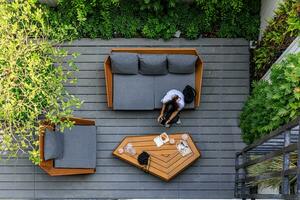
[166,110,180,124]
[160,104,166,115]
[157,104,166,122]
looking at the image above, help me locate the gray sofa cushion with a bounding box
[139,54,167,75]
[44,130,64,161]
[110,53,138,74]
[113,74,154,110]
[154,73,195,109]
[168,54,198,74]
[54,125,96,169]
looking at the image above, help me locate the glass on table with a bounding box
[124,143,136,156]
[169,138,175,144]
[181,133,189,141]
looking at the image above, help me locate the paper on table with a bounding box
[154,132,169,147]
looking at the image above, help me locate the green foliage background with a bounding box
[254,0,300,79]
[0,0,82,164]
[44,0,261,41]
[240,53,300,144]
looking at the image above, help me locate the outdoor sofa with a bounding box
[104,48,204,110]
[39,117,96,176]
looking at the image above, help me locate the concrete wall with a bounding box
[259,0,283,39]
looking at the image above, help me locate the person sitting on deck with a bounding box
[157,89,184,128]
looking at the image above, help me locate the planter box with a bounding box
[262,37,300,81]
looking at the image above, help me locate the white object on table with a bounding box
[154,132,169,147]
[176,140,192,156]
[169,138,175,144]
[181,133,189,140]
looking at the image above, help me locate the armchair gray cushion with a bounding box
[154,73,195,109]
[44,130,64,161]
[168,54,197,74]
[113,74,155,110]
[54,125,96,169]
[139,54,168,75]
[110,53,138,74]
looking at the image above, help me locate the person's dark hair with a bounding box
[168,95,179,111]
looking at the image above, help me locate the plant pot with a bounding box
[38,0,57,7]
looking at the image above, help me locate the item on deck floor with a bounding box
[124,143,136,156]
[112,133,201,181]
[154,132,169,147]
[177,140,192,157]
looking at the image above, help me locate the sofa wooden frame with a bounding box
[104,48,204,108]
[39,117,96,176]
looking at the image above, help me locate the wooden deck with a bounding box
[0,38,249,199]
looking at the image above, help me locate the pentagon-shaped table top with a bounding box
[112,133,201,181]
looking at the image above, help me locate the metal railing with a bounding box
[235,116,300,199]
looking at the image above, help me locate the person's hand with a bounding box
[157,114,163,122]
[165,120,170,125]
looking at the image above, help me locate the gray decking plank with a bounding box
[63,38,249,46]
[74,110,242,119]
[97,126,243,134]
[1,38,249,199]
[64,46,249,55]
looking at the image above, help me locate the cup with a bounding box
[181,133,189,141]
[124,143,136,156]
[169,138,175,144]
[118,148,124,154]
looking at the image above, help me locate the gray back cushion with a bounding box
[154,73,195,109]
[113,74,155,110]
[110,53,138,74]
[168,54,198,74]
[54,125,96,169]
[139,54,167,75]
[44,129,64,161]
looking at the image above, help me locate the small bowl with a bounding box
[118,148,124,154]
[169,138,175,144]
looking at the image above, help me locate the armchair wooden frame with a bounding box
[104,48,204,108]
[39,117,96,176]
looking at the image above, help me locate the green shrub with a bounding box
[240,52,300,144]
[138,0,177,13]
[254,0,300,79]
[44,0,260,41]
[142,17,177,40]
[111,2,141,38]
[0,0,82,164]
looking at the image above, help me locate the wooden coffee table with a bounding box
[112,133,201,181]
